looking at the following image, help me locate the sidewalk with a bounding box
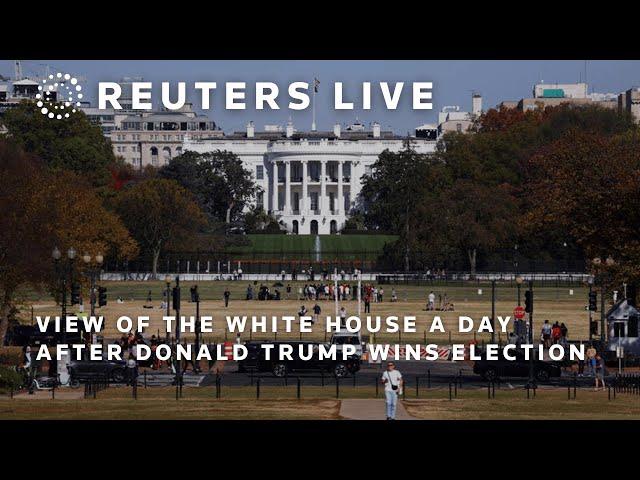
[339,399,415,420]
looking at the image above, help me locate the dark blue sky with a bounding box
[2,60,639,133]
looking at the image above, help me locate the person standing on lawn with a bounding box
[381,361,403,420]
[223,288,231,307]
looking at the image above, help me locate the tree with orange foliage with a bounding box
[0,139,138,344]
[524,130,640,286]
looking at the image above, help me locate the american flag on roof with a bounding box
[313,77,320,93]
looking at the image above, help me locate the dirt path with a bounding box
[339,398,416,420]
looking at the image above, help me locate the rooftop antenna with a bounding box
[312,77,320,131]
[13,60,22,80]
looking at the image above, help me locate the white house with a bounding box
[183,120,437,234]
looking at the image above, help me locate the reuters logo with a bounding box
[36,72,83,120]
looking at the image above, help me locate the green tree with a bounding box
[243,207,284,234]
[2,101,118,191]
[360,146,444,270]
[159,150,259,225]
[113,178,208,277]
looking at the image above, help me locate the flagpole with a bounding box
[312,82,317,131]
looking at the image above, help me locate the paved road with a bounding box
[340,399,415,420]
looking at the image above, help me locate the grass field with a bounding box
[403,388,638,420]
[1,386,634,420]
[20,281,598,344]
[231,234,397,260]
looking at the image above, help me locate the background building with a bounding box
[80,77,221,167]
[437,93,482,136]
[499,82,620,113]
[618,87,640,123]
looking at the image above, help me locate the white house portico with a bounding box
[183,121,436,234]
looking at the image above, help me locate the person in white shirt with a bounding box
[427,291,436,311]
[381,362,403,420]
[339,307,347,327]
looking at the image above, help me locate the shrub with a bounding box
[0,346,23,366]
[0,364,24,392]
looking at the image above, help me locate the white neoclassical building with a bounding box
[183,120,437,234]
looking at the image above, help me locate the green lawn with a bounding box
[2,386,635,420]
[231,234,397,260]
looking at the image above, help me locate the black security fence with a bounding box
[101,250,587,278]
[67,368,630,404]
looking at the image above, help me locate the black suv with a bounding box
[473,350,562,382]
[67,359,128,383]
[238,341,360,377]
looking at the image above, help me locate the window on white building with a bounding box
[256,165,264,180]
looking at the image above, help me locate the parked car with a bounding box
[473,350,562,382]
[238,341,360,377]
[67,358,128,383]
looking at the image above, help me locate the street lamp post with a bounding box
[165,275,171,342]
[590,256,615,345]
[82,252,104,319]
[82,253,103,350]
[173,275,181,389]
[527,279,535,388]
[515,275,523,307]
[587,274,595,342]
[491,279,496,344]
[52,247,76,345]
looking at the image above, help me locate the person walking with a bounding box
[223,288,231,307]
[594,354,606,390]
[381,361,403,420]
[298,305,308,322]
[339,306,347,328]
[551,322,562,345]
[364,292,371,314]
[541,320,552,348]
[126,353,138,386]
[586,344,597,376]
[312,303,321,324]
[560,322,568,345]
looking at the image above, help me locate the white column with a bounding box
[350,161,358,211]
[272,161,278,212]
[285,161,291,214]
[320,160,327,213]
[337,161,343,215]
[301,160,308,214]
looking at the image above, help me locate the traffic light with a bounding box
[524,290,533,313]
[588,291,597,311]
[71,282,81,305]
[190,285,199,303]
[98,286,107,307]
[172,286,181,310]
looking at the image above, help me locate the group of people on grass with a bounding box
[426,291,455,311]
[540,320,570,348]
